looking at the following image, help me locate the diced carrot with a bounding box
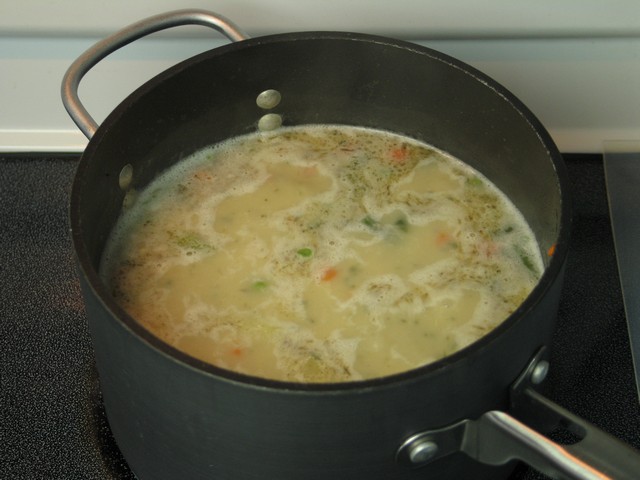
[390,145,408,163]
[482,241,499,258]
[547,243,556,257]
[193,170,213,181]
[339,141,356,152]
[321,267,338,281]
[302,166,318,176]
[435,231,452,246]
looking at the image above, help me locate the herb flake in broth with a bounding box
[100,125,543,383]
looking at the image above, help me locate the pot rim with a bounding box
[70,30,572,393]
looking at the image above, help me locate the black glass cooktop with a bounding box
[1,154,639,479]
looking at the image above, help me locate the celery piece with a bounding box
[362,215,379,229]
[394,217,409,232]
[175,233,213,252]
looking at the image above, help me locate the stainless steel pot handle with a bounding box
[61,9,249,140]
[398,348,640,479]
[463,390,640,480]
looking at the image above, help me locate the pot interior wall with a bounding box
[77,33,563,272]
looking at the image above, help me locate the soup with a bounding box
[100,125,543,382]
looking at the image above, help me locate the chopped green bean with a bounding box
[514,244,538,275]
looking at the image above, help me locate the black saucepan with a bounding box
[62,9,640,480]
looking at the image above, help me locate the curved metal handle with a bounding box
[465,396,640,480]
[398,349,640,479]
[61,9,249,140]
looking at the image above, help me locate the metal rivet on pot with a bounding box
[258,113,282,132]
[407,439,439,464]
[256,89,281,109]
[119,164,133,191]
[531,360,550,384]
[122,189,138,210]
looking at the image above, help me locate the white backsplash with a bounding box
[1,0,639,152]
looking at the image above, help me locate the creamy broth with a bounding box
[101,125,543,382]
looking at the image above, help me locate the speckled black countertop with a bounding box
[1,154,639,479]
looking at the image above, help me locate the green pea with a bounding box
[252,280,269,291]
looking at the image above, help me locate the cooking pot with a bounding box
[62,9,640,480]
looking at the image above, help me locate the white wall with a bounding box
[3,0,638,38]
[1,1,639,152]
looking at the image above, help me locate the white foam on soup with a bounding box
[100,125,544,383]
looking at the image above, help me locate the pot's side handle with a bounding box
[61,9,249,140]
[398,350,640,479]
[465,391,640,480]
